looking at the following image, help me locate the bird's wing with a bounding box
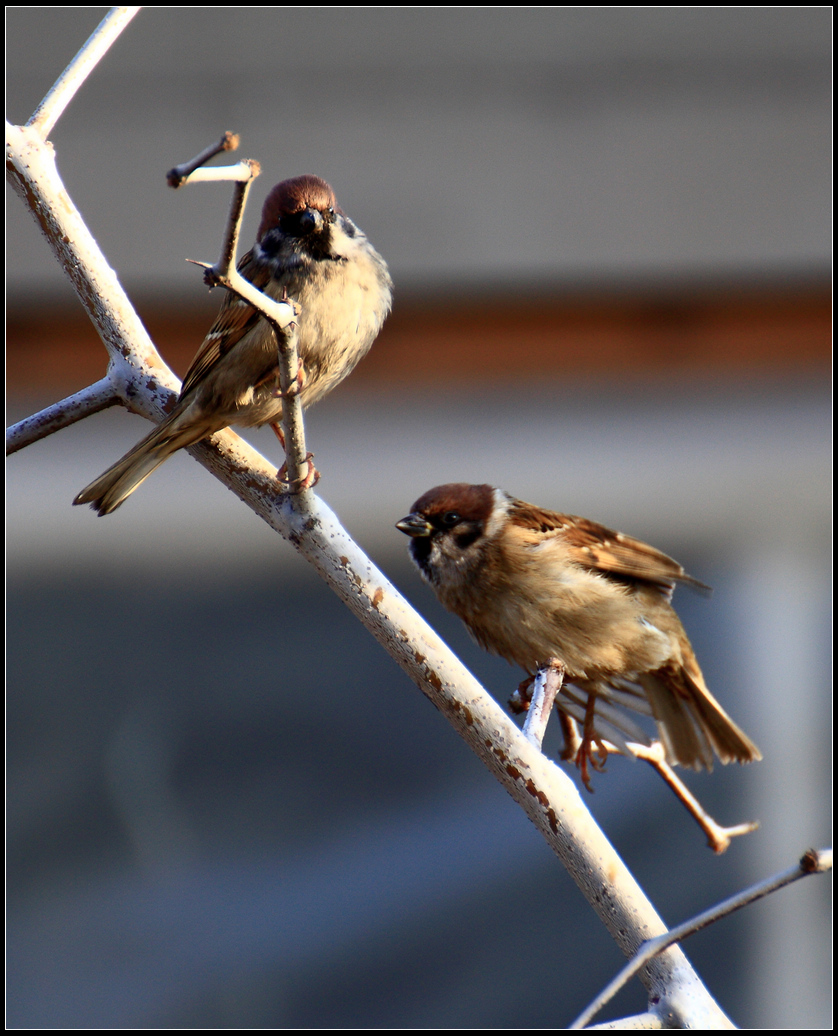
[179,251,275,399]
[511,502,709,595]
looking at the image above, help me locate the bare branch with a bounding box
[190,169,308,487]
[571,848,833,1029]
[26,7,141,138]
[628,741,759,854]
[166,131,241,187]
[206,173,259,283]
[6,121,178,416]
[6,378,119,454]
[586,1012,662,1030]
[168,159,260,186]
[271,322,313,491]
[521,659,564,748]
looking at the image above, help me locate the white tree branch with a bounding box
[6,378,119,454]
[26,7,141,139]
[165,130,242,187]
[177,161,260,184]
[572,847,833,1029]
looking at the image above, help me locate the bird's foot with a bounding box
[272,361,306,400]
[277,452,320,492]
[508,675,534,714]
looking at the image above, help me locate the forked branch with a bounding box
[571,848,833,1029]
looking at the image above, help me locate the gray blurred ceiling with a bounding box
[6,7,831,299]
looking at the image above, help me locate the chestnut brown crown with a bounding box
[257,175,340,239]
[406,483,496,528]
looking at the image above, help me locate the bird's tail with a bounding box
[640,661,762,771]
[73,407,214,516]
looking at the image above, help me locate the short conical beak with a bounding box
[396,513,432,537]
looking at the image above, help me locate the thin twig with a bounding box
[6,378,119,454]
[522,659,564,748]
[628,741,759,854]
[212,174,257,278]
[188,169,305,486]
[194,264,306,490]
[570,848,833,1029]
[272,321,313,492]
[166,131,241,187]
[167,160,260,186]
[26,7,140,138]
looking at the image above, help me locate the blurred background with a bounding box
[7,7,831,1028]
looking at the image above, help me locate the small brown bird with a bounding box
[397,483,761,780]
[75,174,392,515]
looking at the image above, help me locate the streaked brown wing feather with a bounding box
[510,500,708,593]
[179,251,273,399]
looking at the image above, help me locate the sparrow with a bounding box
[397,483,761,781]
[74,174,392,515]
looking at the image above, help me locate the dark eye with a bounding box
[442,511,461,527]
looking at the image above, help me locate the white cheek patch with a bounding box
[330,221,367,261]
[483,488,512,541]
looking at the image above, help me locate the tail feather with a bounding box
[640,666,761,771]
[682,668,763,765]
[73,409,213,516]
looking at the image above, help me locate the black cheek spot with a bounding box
[258,229,282,259]
[453,523,482,550]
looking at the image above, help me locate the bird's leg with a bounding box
[557,712,583,762]
[521,659,565,749]
[625,741,760,853]
[575,693,610,792]
[271,422,320,490]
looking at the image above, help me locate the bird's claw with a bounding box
[277,453,320,492]
[272,364,306,400]
[575,738,610,793]
[508,675,535,714]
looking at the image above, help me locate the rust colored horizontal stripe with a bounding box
[7,282,830,397]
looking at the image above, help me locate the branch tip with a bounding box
[6,378,120,454]
[800,847,832,874]
[166,132,248,188]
